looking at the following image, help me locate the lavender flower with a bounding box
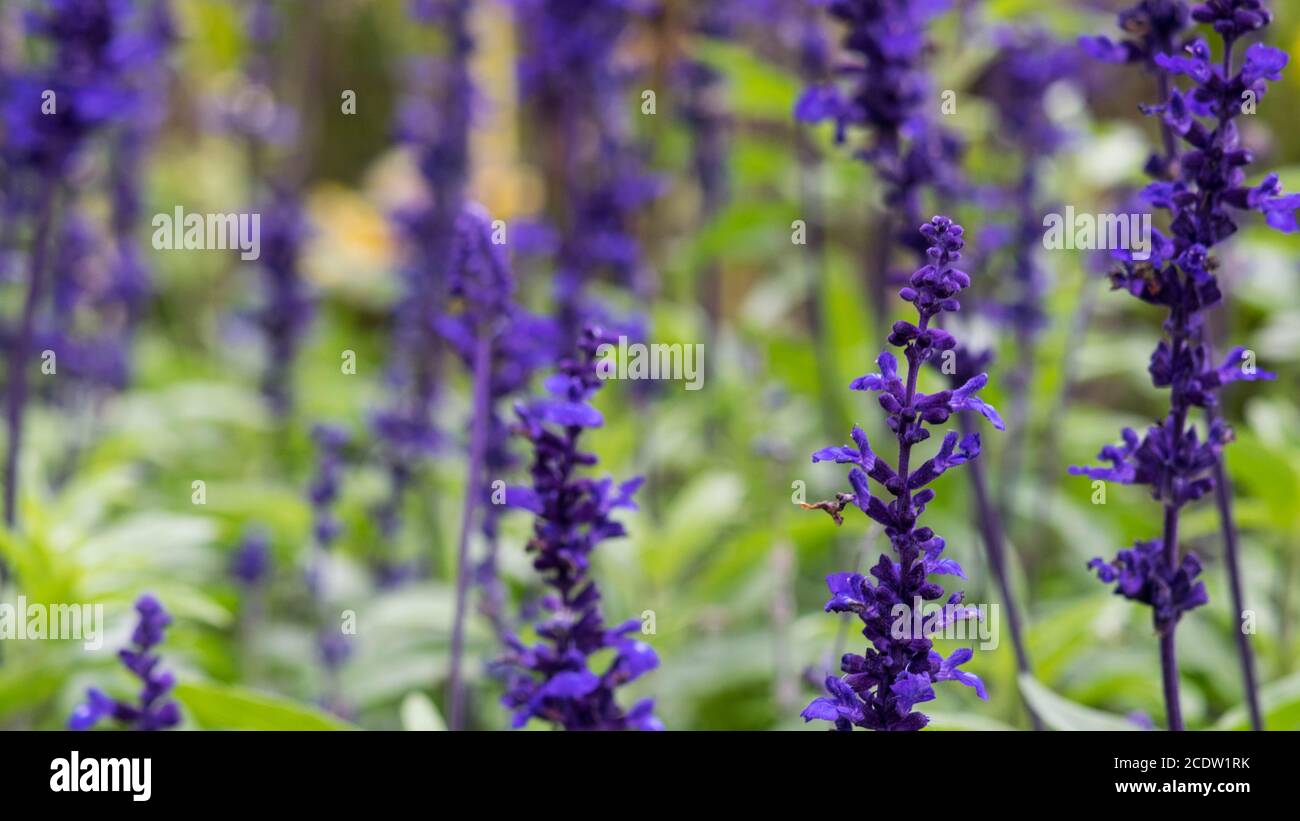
[1073,0,1287,730]
[225,1,313,419]
[1088,541,1208,632]
[3,1,138,176]
[69,594,181,731]
[1080,1,1191,66]
[498,326,661,731]
[800,217,995,731]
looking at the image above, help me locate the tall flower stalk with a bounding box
[371,0,472,554]
[800,217,997,731]
[498,326,661,730]
[1074,0,1292,730]
[440,205,522,730]
[0,4,173,620]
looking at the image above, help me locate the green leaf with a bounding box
[399,692,446,731]
[925,711,1019,731]
[1018,674,1141,731]
[1213,672,1300,731]
[690,39,800,122]
[174,681,356,730]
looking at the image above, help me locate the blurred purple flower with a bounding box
[230,530,272,587]
[372,0,475,543]
[254,186,313,418]
[512,0,660,338]
[69,594,181,731]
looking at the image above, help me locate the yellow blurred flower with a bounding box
[301,182,395,298]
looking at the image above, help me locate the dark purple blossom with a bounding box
[498,326,661,731]
[2,0,142,177]
[69,594,181,731]
[1073,0,1283,513]
[1191,0,1271,43]
[1089,540,1209,631]
[801,217,995,731]
[1075,0,1283,730]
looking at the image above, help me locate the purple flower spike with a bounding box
[801,0,965,319]
[69,595,181,731]
[1080,0,1282,731]
[800,219,996,732]
[499,327,660,731]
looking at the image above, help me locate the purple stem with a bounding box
[896,314,929,504]
[961,413,1042,730]
[1210,440,1264,730]
[446,326,493,731]
[1159,503,1185,731]
[4,186,58,528]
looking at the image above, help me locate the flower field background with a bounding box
[1,0,1299,732]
